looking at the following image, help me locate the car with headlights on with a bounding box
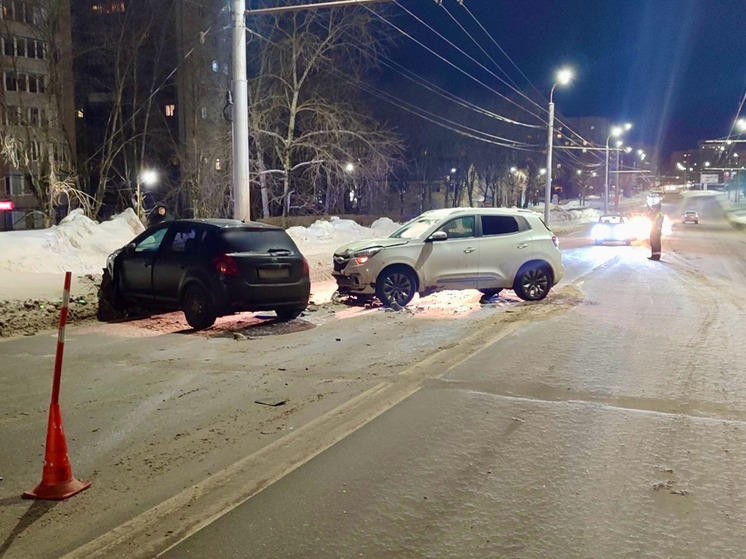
[591,214,635,245]
[98,219,310,329]
[332,207,564,308]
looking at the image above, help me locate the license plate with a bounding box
[258,267,289,280]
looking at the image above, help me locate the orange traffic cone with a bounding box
[23,403,91,500]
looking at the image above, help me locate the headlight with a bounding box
[591,224,609,240]
[614,224,630,239]
[353,246,383,265]
[630,217,651,239]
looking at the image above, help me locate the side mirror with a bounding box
[125,242,136,255]
[426,231,448,242]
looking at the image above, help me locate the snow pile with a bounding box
[0,208,144,275]
[286,216,400,284]
[286,216,399,245]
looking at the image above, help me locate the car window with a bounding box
[481,215,520,235]
[167,226,207,254]
[134,228,168,253]
[219,228,298,253]
[437,216,475,239]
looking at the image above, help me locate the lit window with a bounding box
[201,106,207,119]
[215,158,221,170]
[165,104,175,117]
[77,108,84,118]
[211,60,219,72]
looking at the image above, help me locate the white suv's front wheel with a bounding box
[514,264,552,301]
[376,267,417,308]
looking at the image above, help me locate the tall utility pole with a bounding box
[544,101,554,224]
[232,0,250,222]
[230,0,392,222]
[545,68,573,225]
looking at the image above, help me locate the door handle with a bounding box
[517,243,529,249]
[463,247,476,253]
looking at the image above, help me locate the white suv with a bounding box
[332,207,564,307]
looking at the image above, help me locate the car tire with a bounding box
[182,284,216,330]
[97,269,126,321]
[275,306,305,321]
[376,266,417,308]
[514,263,552,301]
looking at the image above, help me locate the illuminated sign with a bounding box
[0,200,14,211]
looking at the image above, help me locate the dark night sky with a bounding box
[381,0,746,158]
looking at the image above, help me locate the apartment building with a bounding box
[0,0,75,230]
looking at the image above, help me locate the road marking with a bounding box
[63,300,558,559]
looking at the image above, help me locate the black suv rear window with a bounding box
[219,228,298,253]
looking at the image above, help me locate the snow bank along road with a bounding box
[1,194,744,557]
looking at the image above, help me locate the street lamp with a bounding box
[604,123,631,212]
[545,66,574,224]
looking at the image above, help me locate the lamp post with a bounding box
[545,67,573,225]
[604,122,631,213]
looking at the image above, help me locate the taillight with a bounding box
[302,256,309,277]
[552,235,560,249]
[213,254,239,276]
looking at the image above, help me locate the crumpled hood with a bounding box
[334,237,410,255]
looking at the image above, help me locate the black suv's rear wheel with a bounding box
[97,269,126,321]
[514,264,552,301]
[182,284,216,330]
[376,267,417,308]
[275,306,305,321]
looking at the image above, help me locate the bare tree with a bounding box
[248,7,403,219]
[73,0,179,218]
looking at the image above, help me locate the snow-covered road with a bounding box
[1,194,744,557]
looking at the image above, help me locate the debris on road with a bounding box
[254,398,287,407]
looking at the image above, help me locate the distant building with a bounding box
[0,0,76,230]
[72,0,230,219]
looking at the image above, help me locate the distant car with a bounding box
[591,214,635,245]
[332,207,564,308]
[98,219,310,330]
[681,210,699,224]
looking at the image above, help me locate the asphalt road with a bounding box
[165,194,746,558]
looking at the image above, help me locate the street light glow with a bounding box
[140,169,159,188]
[576,169,582,175]
[510,166,517,173]
[624,146,632,153]
[737,118,746,131]
[556,67,574,86]
[450,167,456,174]
[345,162,355,173]
[539,168,547,175]
[624,122,633,130]
[610,126,623,137]
[704,161,711,167]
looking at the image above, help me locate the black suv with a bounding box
[98,219,310,330]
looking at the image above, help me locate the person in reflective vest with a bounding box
[649,204,664,260]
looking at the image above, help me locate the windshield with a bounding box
[389,217,441,239]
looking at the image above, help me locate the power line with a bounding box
[452,1,606,157]
[437,1,521,92]
[363,4,546,125]
[390,0,548,121]
[377,55,543,128]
